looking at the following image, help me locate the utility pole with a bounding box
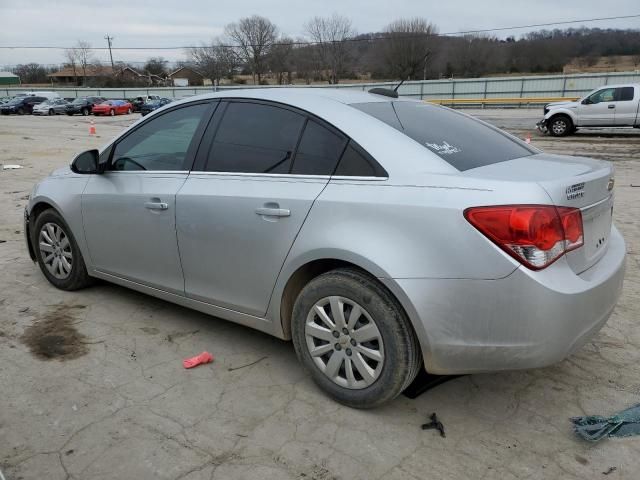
[104,35,115,70]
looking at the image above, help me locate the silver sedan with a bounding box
[31,98,68,115]
[24,88,625,408]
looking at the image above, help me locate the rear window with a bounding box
[351,101,535,171]
[617,87,635,101]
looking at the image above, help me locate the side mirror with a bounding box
[71,149,100,174]
[581,98,590,105]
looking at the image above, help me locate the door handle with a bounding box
[255,207,290,217]
[608,104,615,109]
[145,201,168,210]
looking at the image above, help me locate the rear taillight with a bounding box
[464,205,583,270]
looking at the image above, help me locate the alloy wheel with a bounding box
[305,296,384,389]
[39,222,73,280]
[552,119,567,135]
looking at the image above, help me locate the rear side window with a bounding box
[352,101,535,171]
[335,141,388,177]
[617,87,635,101]
[290,120,346,175]
[206,102,304,174]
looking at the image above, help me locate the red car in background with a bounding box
[92,100,133,116]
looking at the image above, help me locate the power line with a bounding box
[0,14,638,51]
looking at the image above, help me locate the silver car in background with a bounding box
[32,98,69,116]
[24,88,625,408]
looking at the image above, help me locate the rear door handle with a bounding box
[608,104,615,109]
[255,207,290,217]
[145,201,168,210]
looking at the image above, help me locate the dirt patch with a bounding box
[20,304,89,361]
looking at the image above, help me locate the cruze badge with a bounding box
[607,178,615,191]
[566,182,585,200]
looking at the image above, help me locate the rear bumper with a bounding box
[389,225,626,374]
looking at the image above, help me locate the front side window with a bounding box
[110,103,208,171]
[352,101,534,171]
[205,102,304,173]
[588,88,616,104]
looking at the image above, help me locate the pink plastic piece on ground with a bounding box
[183,351,213,369]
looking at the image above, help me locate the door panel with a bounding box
[176,175,327,316]
[614,86,638,126]
[576,88,616,126]
[82,172,188,294]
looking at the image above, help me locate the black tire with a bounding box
[66,112,73,116]
[17,107,25,115]
[549,115,573,137]
[127,108,132,114]
[291,268,422,408]
[48,109,54,116]
[81,107,89,116]
[32,209,93,291]
[109,109,115,116]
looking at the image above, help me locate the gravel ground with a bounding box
[1,110,639,480]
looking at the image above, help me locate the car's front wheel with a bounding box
[81,107,89,116]
[32,209,92,291]
[549,115,573,137]
[109,109,115,116]
[291,268,421,408]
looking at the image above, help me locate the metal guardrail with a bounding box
[1,71,638,104]
[426,96,580,107]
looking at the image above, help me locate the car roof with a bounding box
[134,88,456,178]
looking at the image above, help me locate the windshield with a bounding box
[72,98,87,104]
[351,101,535,171]
[6,98,23,105]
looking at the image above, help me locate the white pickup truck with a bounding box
[537,83,640,136]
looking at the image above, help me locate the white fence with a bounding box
[2,71,639,101]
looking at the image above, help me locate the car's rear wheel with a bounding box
[48,109,54,116]
[549,115,572,137]
[109,109,115,116]
[291,268,421,408]
[81,108,89,116]
[17,107,25,115]
[127,107,132,114]
[32,209,92,291]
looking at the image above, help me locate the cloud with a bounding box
[1,0,638,66]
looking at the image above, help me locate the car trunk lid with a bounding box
[463,153,614,274]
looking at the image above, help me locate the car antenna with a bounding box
[368,73,409,99]
[393,77,407,92]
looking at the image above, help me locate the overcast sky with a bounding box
[0,0,638,67]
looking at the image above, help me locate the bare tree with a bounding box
[76,41,93,85]
[304,14,355,84]
[382,18,437,81]
[268,37,294,84]
[225,15,277,84]
[189,39,238,85]
[64,48,80,85]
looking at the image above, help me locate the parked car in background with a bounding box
[65,97,106,116]
[537,83,640,136]
[24,91,61,100]
[24,89,625,408]
[139,97,172,116]
[131,95,161,112]
[92,100,133,116]
[32,98,69,116]
[0,96,46,115]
